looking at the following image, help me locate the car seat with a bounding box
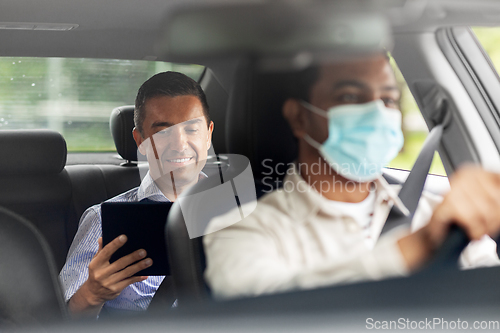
[165,153,256,305]
[0,206,67,327]
[0,129,74,270]
[164,62,298,305]
[110,105,142,166]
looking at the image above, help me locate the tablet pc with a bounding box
[101,200,173,276]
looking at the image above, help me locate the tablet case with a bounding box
[101,200,172,276]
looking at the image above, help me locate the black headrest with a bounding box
[0,130,66,175]
[226,62,297,181]
[110,106,137,162]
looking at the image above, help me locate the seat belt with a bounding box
[380,121,445,236]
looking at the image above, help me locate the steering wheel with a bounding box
[419,225,471,273]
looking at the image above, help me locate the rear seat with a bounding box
[0,107,147,271]
[0,129,74,270]
[0,104,227,271]
[65,106,147,243]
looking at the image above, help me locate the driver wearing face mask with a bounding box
[203,54,500,300]
[299,99,404,183]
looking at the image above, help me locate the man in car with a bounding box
[60,71,214,316]
[203,53,500,300]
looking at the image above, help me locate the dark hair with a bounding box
[284,66,320,103]
[134,71,211,135]
[283,52,391,102]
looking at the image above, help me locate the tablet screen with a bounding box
[101,200,172,276]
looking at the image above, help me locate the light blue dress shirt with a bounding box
[59,171,171,311]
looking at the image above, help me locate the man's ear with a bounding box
[206,121,214,150]
[282,99,308,139]
[132,128,146,155]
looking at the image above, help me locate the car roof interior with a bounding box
[2,0,500,61]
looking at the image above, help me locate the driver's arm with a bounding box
[204,203,409,300]
[204,165,500,300]
[399,165,500,271]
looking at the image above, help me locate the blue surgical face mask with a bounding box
[300,99,404,182]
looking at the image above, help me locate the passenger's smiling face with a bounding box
[133,95,213,191]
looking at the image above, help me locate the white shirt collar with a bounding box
[137,171,169,202]
[282,164,409,222]
[136,170,208,202]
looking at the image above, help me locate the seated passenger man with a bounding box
[203,54,500,300]
[60,71,214,316]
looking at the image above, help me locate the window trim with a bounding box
[441,27,500,153]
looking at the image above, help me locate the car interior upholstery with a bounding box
[0,110,148,271]
[109,106,142,166]
[0,129,74,270]
[0,206,67,326]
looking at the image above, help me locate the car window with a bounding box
[473,27,500,73]
[387,58,447,176]
[473,27,500,62]
[0,57,204,152]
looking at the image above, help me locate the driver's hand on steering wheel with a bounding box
[398,165,500,272]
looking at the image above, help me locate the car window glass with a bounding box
[473,27,500,68]
[387,58,446,176]
[0,57,204,152]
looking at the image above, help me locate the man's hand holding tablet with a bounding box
[67,235,152,317]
